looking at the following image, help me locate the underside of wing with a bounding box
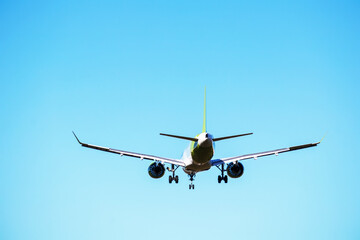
[211,141,320,166]
[73,132,185,166]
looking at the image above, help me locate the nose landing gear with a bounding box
[188,173,195,190]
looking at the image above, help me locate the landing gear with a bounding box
[167,164,179,184]
[188,173,196,190]
[217,164,228,183]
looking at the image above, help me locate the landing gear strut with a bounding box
[188,173,195,190]
[167,164,179,184]
[217,164,228,183]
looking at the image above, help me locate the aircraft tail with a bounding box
[202,87,206,133]
[213,133,253,141]
[159,133,197,142]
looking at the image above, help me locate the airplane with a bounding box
[73,88,322,189]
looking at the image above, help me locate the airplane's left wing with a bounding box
[211,141,320,166]
[73,132,185,166]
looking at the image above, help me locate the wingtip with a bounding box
[315,133,327,145]
[72,131,82,144]
[318,133,327,144]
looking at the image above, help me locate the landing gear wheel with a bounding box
[188,173,195,190]
[192,184,195,189]
[168,164,179,185]
[217,164,227,184]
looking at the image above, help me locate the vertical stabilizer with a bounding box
[202,87,207,133]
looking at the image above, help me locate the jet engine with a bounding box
[227,162,244,178]
[148,162,165,179]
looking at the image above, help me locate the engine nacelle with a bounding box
[227,162,244,178]
[148,162,165,179]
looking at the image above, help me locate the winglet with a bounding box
[72,131,83,145]
[318,133,327,144]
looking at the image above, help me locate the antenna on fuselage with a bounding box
[202,86,207,133]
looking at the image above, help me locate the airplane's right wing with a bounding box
[211,141,320,166]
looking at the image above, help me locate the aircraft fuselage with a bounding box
[182,132,214,174]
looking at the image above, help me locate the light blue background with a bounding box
[1,1,359,239]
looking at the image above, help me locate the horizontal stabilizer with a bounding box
[160,133,198,142]
[213,133,253,142]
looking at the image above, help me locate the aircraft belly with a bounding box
[183,162,211,174]
[183,145,213,174]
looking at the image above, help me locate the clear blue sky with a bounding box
[1,1,359,239]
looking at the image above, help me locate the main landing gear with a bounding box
[188,173,195,190]
[217,164,228,183]
[167,164,179,184]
